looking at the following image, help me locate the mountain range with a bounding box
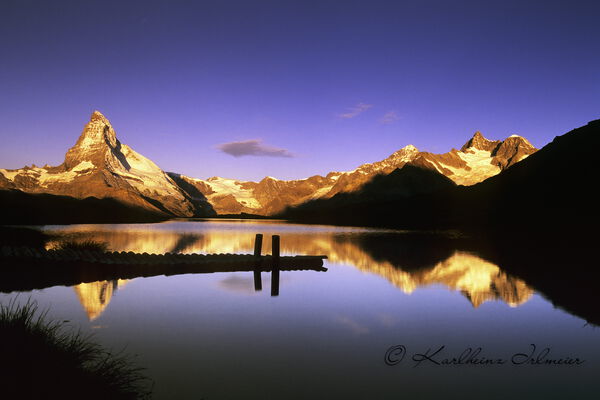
[172,128,536,215]
[282,118,600,233]
[0,111,537,218]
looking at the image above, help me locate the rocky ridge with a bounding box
[0,111,214,217]
[174,132,536,214]
[0,111,536,216]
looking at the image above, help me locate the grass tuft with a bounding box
[0,299,152,399]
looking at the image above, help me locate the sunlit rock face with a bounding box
[0,111,214,217]
[0,112,536,216]
[175,132,536,215]
[53,226,533,309]
[73,279,128,320]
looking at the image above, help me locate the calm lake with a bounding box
[2,219,599,399]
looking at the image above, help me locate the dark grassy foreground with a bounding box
[0,300,152,399]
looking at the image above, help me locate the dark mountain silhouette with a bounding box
[453,119,600,231]
[279,168,454,229]
[0,189,167,224]
[280,165,456,226]
[281,119,600,234]
[335,164,457,202]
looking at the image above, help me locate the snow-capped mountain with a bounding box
[0,111,214,217]
[0,111,536,217]
[173,131,536,215]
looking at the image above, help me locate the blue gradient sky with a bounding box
[1,0,599,181]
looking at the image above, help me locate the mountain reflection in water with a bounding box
[73,280,128,320]
[49,223,533,320]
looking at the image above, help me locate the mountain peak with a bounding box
[63,111,118,169]
[379,144,419,166]
[80,111,117,145]
[90,110,109,124]
[461,131,500,152]
[470,131,490,143]
[390,144,419,157]
[504,134,535,148]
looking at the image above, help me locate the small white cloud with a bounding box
[337,103,373,119]
[379,111,401,124]
[217,139,294,158]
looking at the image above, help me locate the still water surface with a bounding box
[2,220,599,399]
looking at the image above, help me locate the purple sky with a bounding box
[1,0,599,181]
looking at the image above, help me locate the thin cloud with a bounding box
[217,139,294,158]
[380,111,401,124]
[337,102,373,119]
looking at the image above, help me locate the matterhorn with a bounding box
[0,111,214,217]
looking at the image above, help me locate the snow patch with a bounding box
[310,185,335,199]
[436,148,501,186]
[105,144,185,198]
[205,177,261,209]
[1,161,97,187]
[71,161,95,172]
[0,169,19,180]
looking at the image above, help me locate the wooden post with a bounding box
[271,235,280,296]
[253,233,263,257]
[253,234,262,291]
